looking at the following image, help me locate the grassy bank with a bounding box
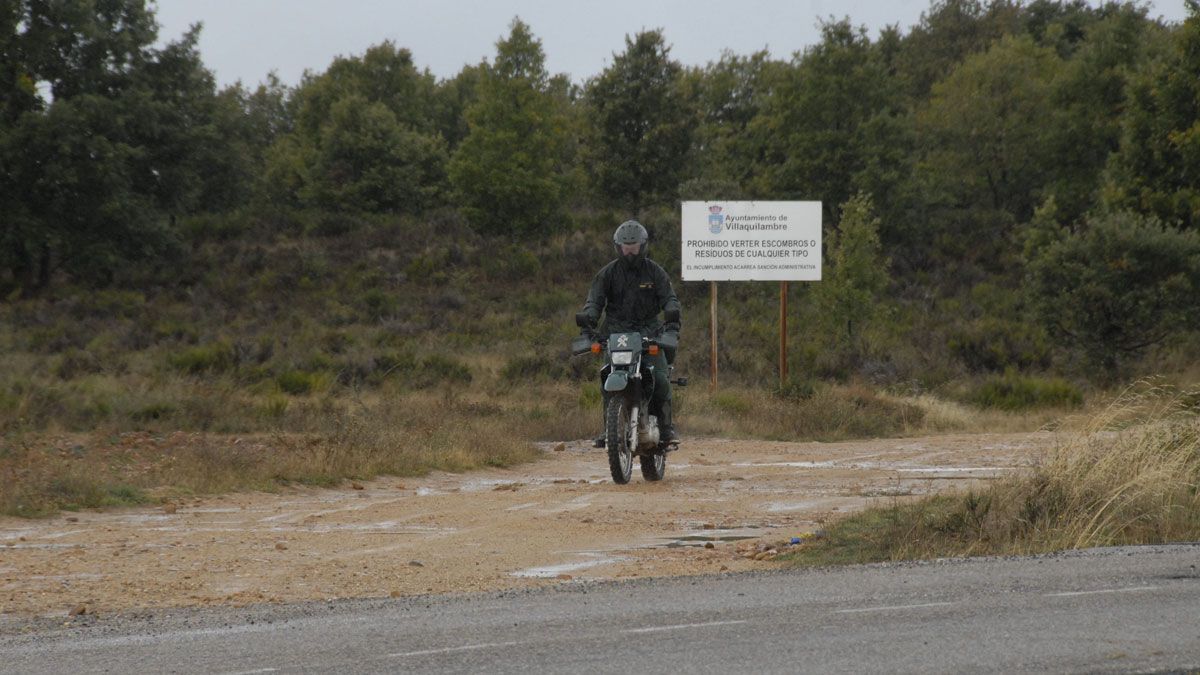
[788,386,1200,565]
[2,379,1041,518]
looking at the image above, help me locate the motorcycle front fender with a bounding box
[604,370,629,392]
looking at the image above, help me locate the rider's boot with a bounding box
[658,399,678,443]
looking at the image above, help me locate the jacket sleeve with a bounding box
[655,265,681,332]
[581,266,608,327]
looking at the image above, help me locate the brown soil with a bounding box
[0,432,1052,617]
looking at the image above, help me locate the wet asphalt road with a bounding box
[2,544,1199,674]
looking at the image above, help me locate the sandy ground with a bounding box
[0,432,1054,618]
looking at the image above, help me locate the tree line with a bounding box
[2,0,1199,378]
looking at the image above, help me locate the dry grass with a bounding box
[789,382,1200,565]
[0,392,546,517]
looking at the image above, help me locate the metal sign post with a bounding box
[779,281,788,387]
[710,281,718,392]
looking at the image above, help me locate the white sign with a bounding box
[681,201,822,281]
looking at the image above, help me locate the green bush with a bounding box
[168,342,235,374]
[277,370,325,395]
[482,246,541,280]
[948,316,1050,373]
[968,372,1083,410]
[360,288,399,319]
[53,349,103,380]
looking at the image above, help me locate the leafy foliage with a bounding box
[584,30,695,211]
[1104,4,1200,228]
[1027,211,1200,376]
[447,19,575,235]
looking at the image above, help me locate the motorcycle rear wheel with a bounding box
[605,396,634,484]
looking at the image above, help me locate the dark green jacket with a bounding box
[582,257,681,336]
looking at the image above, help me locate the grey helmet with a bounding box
[613,220,649,267]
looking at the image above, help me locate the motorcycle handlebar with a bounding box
[571,332,679,357]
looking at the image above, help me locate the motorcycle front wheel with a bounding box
[605,396,634,484]
[639,449,666,481]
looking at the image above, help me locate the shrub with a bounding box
[482,245,541,280]
[948,316,1050,373]
[131,402,175,422]
[53,349,103,380]
[501,353,580,381]
[414,355,473,388]
[168,342,235,374]
[1028,212,1200,377]
[360,288,399,320]
[968,372,1083,410]
[277,370,325,396]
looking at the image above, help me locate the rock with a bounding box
[409,560,425,568]
[581,518,594,524]
[702,523,715,530]
[68,604,86,617]
[394,483,406,490]
[553,442,566,452]
[162,504,177,514]
[351,482,365,490]
[275,542,288,551]
[556,574,573,580]
[390,591,402,598]
[704,542,715,549]
[65,516,79,523]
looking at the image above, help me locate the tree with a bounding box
[894,0,1022,99]
[751,20,907,226]
[302,94,446,212]
[683,50,786,198]
[814,193,890,369]
[584,30,695,211]
[0,2,231,292]
[447,19,574,235]
[1104,3,1200,229]
[1027,211,1200,377]
[913,34,1062,264]
[1041,4,1156,224]
[264,41,448,214]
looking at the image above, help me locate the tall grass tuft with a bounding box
[791,383,1200,565]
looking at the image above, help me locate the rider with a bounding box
[579,220,681,446]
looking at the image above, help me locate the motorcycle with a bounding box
[572,310,687,484]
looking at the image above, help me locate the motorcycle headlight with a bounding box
[610,351,634,365]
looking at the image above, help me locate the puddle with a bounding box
[896,467,1014,473]
[512,553,625,578]
[731,461,838,469]
[766,500,836,513]
[660,535,757,548]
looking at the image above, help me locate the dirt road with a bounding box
[0,432,1052,618]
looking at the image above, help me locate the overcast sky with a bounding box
[152,0,1192,89]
